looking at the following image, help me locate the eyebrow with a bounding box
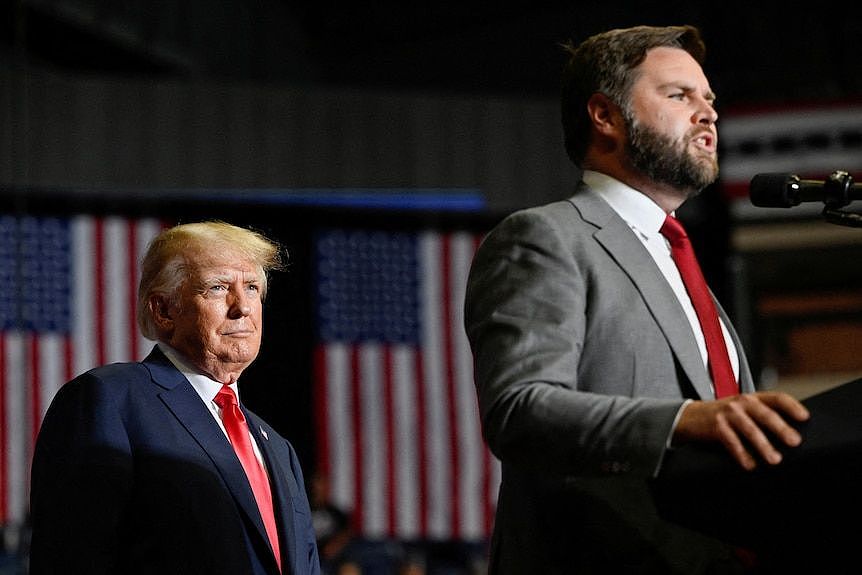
[703,89,717,103]
[200,273,261,286]
[661,82,716,104]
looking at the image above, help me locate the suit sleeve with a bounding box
[464,208,684,478]
[29,372,133,575]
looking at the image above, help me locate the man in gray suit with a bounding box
[464,25,810,574]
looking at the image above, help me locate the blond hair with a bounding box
[137,221,283,340]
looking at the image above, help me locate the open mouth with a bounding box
[691,131,716,152]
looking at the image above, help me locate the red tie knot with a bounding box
[214,385,238,410]
[660,215,688,245]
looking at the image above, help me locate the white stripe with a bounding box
[392,344,419,538]
[38,333,66,421]
[4,333,28,525]
[419,231,451,539]
[104,217,131,363]
[326,344,354,513]
[721,106,862,140]
[359,343,386,537]
[71,216,96,376]
[450,232,483,538]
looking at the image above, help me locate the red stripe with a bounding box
[312,345,331,483]
[441,234,461,537]
[349,347,364,533]
[28,335,40,458]
[415,351,428,537]
[128,223,139,360]
[0,336,7,522]
[94,219,106,367]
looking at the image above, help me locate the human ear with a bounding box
[150,294,174,329]
[586,92,622,136]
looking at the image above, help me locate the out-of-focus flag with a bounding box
[0,214,165,528]
[313,227,500,542]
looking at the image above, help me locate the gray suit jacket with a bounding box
[464,184,754,574]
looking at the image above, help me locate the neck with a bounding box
[583,163,691,213]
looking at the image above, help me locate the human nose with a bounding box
[694,96,717,125]
[227,289,252,318]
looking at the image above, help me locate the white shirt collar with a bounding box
[582,170,669,235]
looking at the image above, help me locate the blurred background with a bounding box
[3,1,862,573]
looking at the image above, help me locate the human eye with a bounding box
[206,283,228,295]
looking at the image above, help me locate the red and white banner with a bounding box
[718,103,862,218]
[313,228,500,542]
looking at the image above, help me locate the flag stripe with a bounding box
[4,334,27,526]
[105,218,131,363]
[393,346,419,537]
[383,347,397,537]
[414,350,429,537]
[28,336,41,462]
[128,221,140,361]
[94,218,107,367]
[350,347,364,532]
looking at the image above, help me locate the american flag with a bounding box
[0,214,165,529]
[313,227,500,542]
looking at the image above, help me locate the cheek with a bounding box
[195,308,226,338]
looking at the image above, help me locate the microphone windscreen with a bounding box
[749,173,798,207]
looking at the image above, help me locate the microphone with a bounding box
[749,171,862,208]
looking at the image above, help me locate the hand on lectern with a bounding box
[672,392,811,471]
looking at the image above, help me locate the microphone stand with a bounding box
[820,171,862,228]
[822,206,862,227]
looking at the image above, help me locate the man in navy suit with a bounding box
[29,221,320,575]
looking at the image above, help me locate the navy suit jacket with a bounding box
[29,346,320,575]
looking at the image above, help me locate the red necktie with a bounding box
[214,385,282,571]
[660,215,738,398]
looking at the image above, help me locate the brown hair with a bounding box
[560,25,706,166]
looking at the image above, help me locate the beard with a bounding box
[624,112,719,194]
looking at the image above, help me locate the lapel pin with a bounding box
[260,427,269,440]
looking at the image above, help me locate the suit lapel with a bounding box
[142,348,276,568]
[570,191,715,399]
